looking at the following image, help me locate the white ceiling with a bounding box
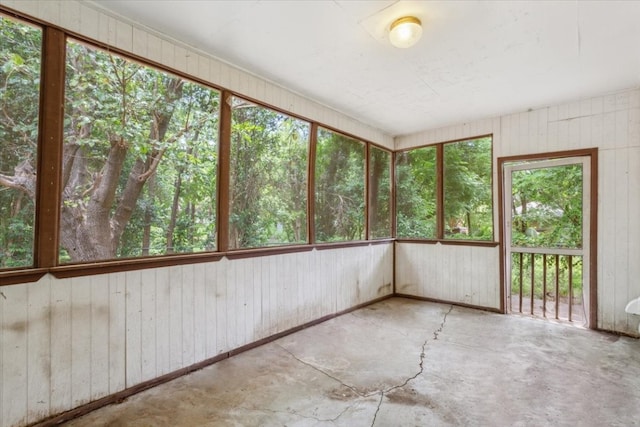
[90,0,640,137]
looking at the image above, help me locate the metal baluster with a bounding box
[519,252,524,313]
[542,254,547,317]
[555,254,560,320]
[530,253,535,315]
[568,255,573,321]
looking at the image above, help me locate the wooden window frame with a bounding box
[394,134,497,246]
[0,8,395,285]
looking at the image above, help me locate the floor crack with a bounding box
[276,343,368,398]
[278,305,455,426]
[371,391,384,426]
[384,305,454,394]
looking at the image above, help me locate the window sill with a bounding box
[395,238,499,247]
[0,268,48,286]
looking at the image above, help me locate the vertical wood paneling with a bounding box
[598,150,616,330]
[108,272,126,394]
[50,278,71,413]
[168,267,183,371]
[0,244,393,427]
[125,271,142,387]
[58,0,79,34]
[78,3,98,41]
[396,243,501,310]
[613,148,630,331]
[97,13,115,47]
[140,270,157,382]
[204,262,217,358]
[146,33,162,64]
[70,278,91,406]
[2,284,28,427]
[193,263,206,363]
[132,27,147,57]
[181,264,195,367]
[627,147,640,331]
[252,259,262,339]
[38,1,60,25]
[155,268,170,376]
[26,279,50,424]
[215,258,228,354]
[89,275,109,400]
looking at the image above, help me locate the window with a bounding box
[229,97,309,249]
[443,136,493,240]
[395,146,437,238]
[0,15,42,269]
[368,146,392,239]
[60,40,220,263]
[396,136,493,241]
[315,128,365,242]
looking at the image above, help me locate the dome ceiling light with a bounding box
[389,16,422,49]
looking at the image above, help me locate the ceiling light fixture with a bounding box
[389,16,422,49]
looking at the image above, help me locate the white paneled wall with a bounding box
[396,88,640,336]
[395,243,500,310]
[0,245,394,427]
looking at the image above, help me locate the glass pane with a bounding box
[395,146,436,238]
[0,16,42,269]
[315,128,365,242]
[61,40,220,263]
[369,146,392,239]
[443,136,493,240]
[510,164,583,249]
[229,97,309,249]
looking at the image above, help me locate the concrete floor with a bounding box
[65,298,640,427]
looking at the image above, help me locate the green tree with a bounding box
[511,164,582,248]
[314,129,365,242]
[443,137,493,239]
[0,17,41,267]
[395,146,437,238]
[229,98,308,249]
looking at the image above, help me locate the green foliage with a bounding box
[61,40,220,261]
[510,164,582,249]
[0,16,41,267]
[229,99,309,249]
[395,146,437,238]
[443,137,493,240]
[314,129,365,242]
[369,146,392,239]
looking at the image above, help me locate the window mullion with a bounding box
[308,123,318,245]
[436,143,444,240]
[217,90,232,252]
[34,26,65,268]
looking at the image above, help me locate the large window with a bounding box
[395,146,437,238]
[0,9,402,279]
[0,16,42,269]
[315,128,365,242]
[396,136,493,241]
[229,97,309,249]
[443,137,492,240]
[369,146,392,239]
[60,40,220,263]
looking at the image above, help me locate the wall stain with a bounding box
[377,283,392,295]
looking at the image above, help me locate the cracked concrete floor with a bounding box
[65,298,640,427]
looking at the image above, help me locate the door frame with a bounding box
[497,148,598,328]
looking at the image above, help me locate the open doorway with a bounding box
[499,149,598,328]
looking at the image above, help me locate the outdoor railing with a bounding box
[510,248,583,322]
